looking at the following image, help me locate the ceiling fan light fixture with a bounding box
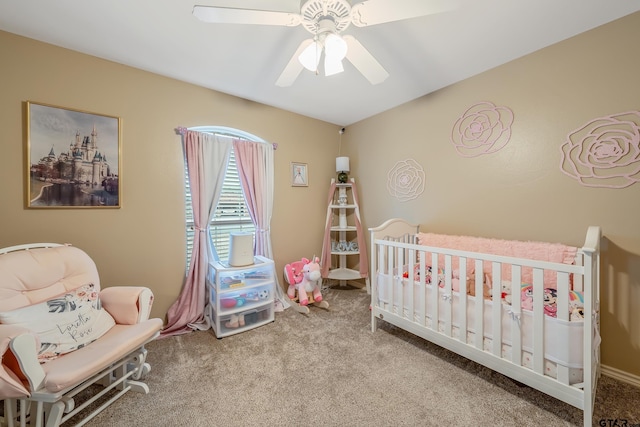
[196,0,457,87]
[324,33,348,61]
[324,56,344,76]
[298,40,322,72]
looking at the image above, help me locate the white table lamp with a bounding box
[336,156,350,183]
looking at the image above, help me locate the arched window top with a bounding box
[188,126,266,143]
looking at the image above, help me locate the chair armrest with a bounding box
[100,287,154,325]
[0,325,45,398]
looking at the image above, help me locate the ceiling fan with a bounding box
[193,0,457,87]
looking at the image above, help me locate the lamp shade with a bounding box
[324,33,348,61]
[299,40,321,72]
[324,33,347,76]
[324,55,344,76]
[336,156,350,172]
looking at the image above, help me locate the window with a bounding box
[184,127,265,270]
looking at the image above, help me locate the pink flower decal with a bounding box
[387,159,425,202]
[451,102,514,157]
[560,111,640,189]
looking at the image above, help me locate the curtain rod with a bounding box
[175,127,277,150]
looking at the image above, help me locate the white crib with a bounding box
[369,218,601,427]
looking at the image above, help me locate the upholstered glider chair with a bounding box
[0,243,163,427]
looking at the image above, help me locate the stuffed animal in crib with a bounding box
[520,286,559,317]
[521,285,533,311]
[426,266,445,286]
[450,269,463,291]
[451,269,475,292]
[468,274,492,299]
[453,269,491,299]
[501,281,512,304]
[570,306,585,321]
[569,290,585,321]
[403,265,443,286]
[284,257,323,306]
[543,288,558,317]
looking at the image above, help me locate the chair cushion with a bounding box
[0,245,100,312]
[0,284,115,362]
[41,319,163,393]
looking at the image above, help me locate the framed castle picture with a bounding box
[26,101,121,208]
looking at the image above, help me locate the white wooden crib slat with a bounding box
[443,255,453,337]
[397,246,405,317]
[556,271,571,385]
[458,257,468,344]
[431,252,439,332]
[491,262,502,357]
[532,268,545,375]
[510,265,522,366]
[407,248,415,322]
[418,251,427,327]
[386,245,394,313]
[573,253,584,292]
[557,272,570,323]
[474,259,484,350]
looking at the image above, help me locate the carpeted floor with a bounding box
[77,285,638,426]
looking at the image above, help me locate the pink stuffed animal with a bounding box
[284,260,304,291]
[284,257,323,306]
[521,285,533,311]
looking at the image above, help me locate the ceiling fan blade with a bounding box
[343,35,388,85]
[193,5,301,26]
[276,39,314,87]
[351,0,458,27]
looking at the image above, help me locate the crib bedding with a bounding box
[376,270,586,381]
[396,263,586,319]
[415,232,578,288]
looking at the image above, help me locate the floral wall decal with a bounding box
[451,101,514,157]
[387,159,425,202]
[560,111,640,189]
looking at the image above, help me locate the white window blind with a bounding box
[184,128,262,270]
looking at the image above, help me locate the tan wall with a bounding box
[345,12,640,377]
[0,30,340,323]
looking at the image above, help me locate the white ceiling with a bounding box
[1,1,639,126]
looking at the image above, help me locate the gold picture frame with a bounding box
[291,162,308,187]
[27,101,121,208]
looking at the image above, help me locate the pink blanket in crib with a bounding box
[415,232,578,287]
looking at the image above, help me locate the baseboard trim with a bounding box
[601,364,640,388]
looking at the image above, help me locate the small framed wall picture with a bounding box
[291,162,308,187]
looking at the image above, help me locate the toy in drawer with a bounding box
[242,266,273,284]
[216,285,272,314]
[219,304,273,335]
[217,274,246,290]
[214,266,273,290]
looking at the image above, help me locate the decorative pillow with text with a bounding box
[0,283,116,362]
